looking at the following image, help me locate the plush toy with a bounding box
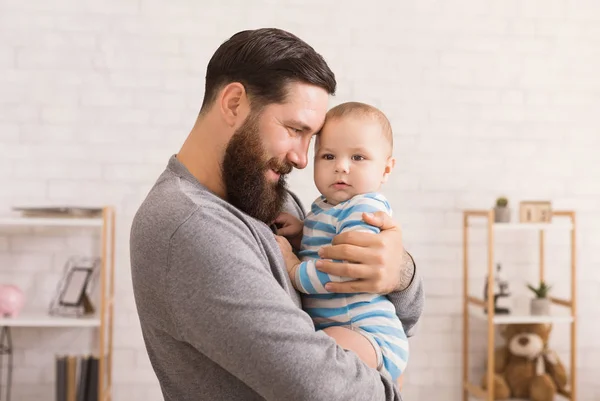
[0,284,25,317]
[482,323,568,401]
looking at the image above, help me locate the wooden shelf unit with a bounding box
[0,206,115,401]
[462,209,577,401]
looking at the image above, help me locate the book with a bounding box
[56,356,66,401]
[55,354,99,401]
[66,356,76,401]
[76,355,90,401]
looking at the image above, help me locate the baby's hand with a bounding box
[275,235,301,278]
[273,212,304,250]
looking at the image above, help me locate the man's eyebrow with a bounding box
[286,119,313,132]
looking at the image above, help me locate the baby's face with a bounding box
[314,116,394,205]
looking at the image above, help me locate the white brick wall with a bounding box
[1,0,599,400]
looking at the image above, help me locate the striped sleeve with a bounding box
[337,193,391,235]
[293,259,355,294]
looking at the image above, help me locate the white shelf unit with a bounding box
[0,313,101,327]
[469,397,571,401]
[0,208,115,401]
[0,217,103,228]
[469,308,574,325]
[468,221,573,231]
[462,209,577,401]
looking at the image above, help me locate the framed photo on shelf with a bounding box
[49,256,100,317]
[519,201,552,223]
[58,267,93,307]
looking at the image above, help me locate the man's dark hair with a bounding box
[200,28,336,113]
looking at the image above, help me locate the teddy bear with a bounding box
[481,323,568,401]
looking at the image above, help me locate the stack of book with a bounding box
[55,355,99,401]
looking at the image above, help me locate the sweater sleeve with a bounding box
[386,251,424,337]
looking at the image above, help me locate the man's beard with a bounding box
[222,112,293,224]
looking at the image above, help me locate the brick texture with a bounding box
[0,0,599,400]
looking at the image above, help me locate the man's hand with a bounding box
[316,211,413,294]
[273,212,304,250]
[275,235,301,279]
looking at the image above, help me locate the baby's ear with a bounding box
[381,156,396,183]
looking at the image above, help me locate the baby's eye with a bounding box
[352,155,365,161]
[322,154,335,160]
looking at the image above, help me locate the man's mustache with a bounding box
[266,159,293,176]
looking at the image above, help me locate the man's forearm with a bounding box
[396,249,415,292]
[387,250,423,337]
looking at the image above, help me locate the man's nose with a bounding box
[288,135,313,169]
[287,147,308,169]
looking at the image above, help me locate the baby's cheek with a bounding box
[360,169,381,190]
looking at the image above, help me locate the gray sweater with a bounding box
[130,155,424,401]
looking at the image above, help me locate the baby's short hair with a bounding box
[324,101,393,152]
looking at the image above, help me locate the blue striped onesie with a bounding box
[294,192,409,382]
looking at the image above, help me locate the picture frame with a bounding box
[49,256,100,317]
[58,267,93,307]
[519,201,552,223]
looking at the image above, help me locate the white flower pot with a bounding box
[530,298,550,315]
[494,207,510,223]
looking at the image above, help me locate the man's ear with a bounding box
[219,82,249,127]
[381,156,396,184]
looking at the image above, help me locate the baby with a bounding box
[275,101,408,387]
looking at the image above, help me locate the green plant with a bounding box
[496,197,508,207]
[527,281,552,298]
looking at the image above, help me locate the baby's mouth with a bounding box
[332,181,350,188]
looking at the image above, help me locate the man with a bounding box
[130,28,424,401]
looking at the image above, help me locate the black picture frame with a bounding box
[58,267,93,307]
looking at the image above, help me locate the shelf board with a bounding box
[469,308,574,325]
[0,313,100,327]
[469,221,572,231]
[470,394,570,400]
[469,394,568,401]
[0,216,102,228]
[466,381,571,400]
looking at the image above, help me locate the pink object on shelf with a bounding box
[0,284,25,318]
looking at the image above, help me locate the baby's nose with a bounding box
[334,160,349,173]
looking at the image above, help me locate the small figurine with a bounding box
[483,263,511,314]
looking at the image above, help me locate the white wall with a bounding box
[1,0,599,400]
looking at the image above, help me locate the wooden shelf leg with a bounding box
[108,208,115,401]
[539,230,545,282]
[570,212,577,401]
[462,212,469,401]
[486,210,495,401]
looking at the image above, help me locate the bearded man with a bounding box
[130,28,423,401]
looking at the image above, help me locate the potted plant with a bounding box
[494,197,510,223]
[527,280,552,315]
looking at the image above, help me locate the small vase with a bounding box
[530,298,550,315]
[494,207,510,223]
